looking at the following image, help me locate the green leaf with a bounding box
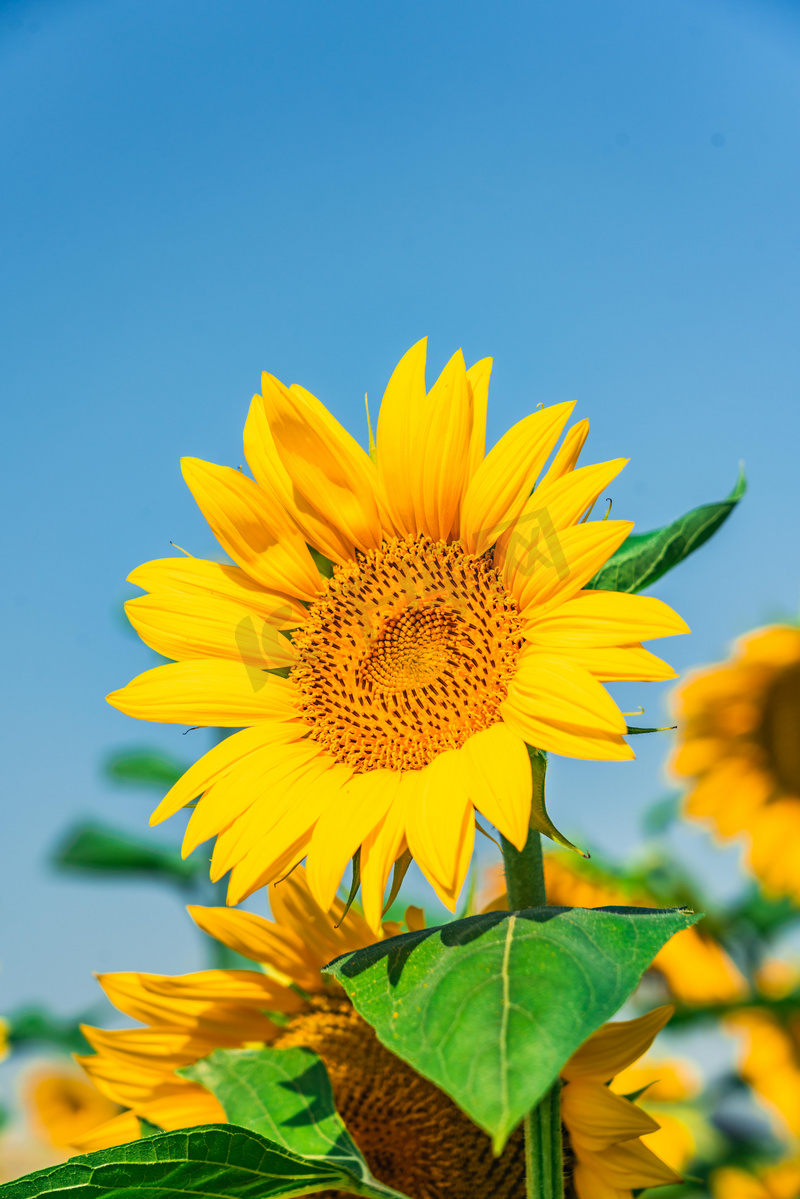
[325,905,700,1152]
[586,466,746,593]
[5,1005,92,1054]
[183,1047,409,1198]
[527,747,584,854]
[104,748,187,790]
[0,1124,391,1199]
[51,822,204,887]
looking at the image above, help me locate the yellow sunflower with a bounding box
[712,1157,800,1199]
[24,1069,122,1152]
[672,625,800,901]
[71,868,680,1199]
[108,340,687,923]
[482,853,747,1005]
[725,1007,800,1141]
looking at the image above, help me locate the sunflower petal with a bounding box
[305,770,401,913]
[376,341,471,540]
[499,519,634,615]
[360,775,415,932]
[558,644,678,682]
[573,1139,681,1189]
[538,418,591,488]
[69,1111,143,1153]
[181,457,321,600]
[460,401,575,554]
[125,593,299,669]
[508,651,628,735]
[187,905,320,992]
[524,591,689,648]
[562,1006,674,1082]
[261,374,383,560]
[461,724,532,851]
[128,558,306,628]
[405,751,474,910]
[561,1078,660,1151]
[465,358,493,480]
[107,660,300,728]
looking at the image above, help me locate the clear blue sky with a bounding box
[2,0,800,1018]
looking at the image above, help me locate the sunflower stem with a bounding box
[501,751,563,1199]
[500,750,547,910]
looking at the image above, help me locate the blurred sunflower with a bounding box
[725,1007,800,1141]
[672,625,800,901]
[24,1069,122,1151]
[712,1157,800,1199]
[72,869,681,1199]
[108,340,687,923]
[482,852,747,1005]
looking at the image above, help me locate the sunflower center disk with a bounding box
[292,536,523,772]
[760,661,800,794]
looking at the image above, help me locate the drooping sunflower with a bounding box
[672,625,800,901]
[71,868,681,1199]
[482,853,747,1005]
[108,341,688,923]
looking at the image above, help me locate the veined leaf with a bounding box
[184,1047,409,1198]
[586,466,745,593]
[0,1124,404,1199]
[51,822,203,887]
[325,905,699,1152]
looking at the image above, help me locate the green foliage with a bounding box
[183,1047,409,1198]
[103,748,187,790]
[51,821,204,887]
[326,905,699,1152]
[586,466,746,593]
[0,1125,400,1199]
[4,1005,91,1054]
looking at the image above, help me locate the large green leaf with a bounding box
[184,1047,409,1198]
[325,905,699,1152]
[586,467,745,593]
[0,1125,401,1199]
[51,821,203,887]
[104,748,187,790]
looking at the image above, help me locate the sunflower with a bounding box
[71,868,680,1199]
[482,853,747,1005]
[24,1069,122,1152]
[712,1158,800,1199]
[672,625,800,901]
[108,340,688,924]
[725,1007,800,1141]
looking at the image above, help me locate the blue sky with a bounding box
[2,0,800,1018]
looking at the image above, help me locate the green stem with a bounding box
[501,751,564,1199]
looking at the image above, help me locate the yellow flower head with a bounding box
[23,1068,122,1151]
[712,1157,800,1199]
[108,341,687,923]
[725,1008,800,1141]
[672,624,800,901]
[482,853,748,1005]
[73,868,681,1199]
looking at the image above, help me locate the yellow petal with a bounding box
[525,591,689,649]
[125,593,299,670]
[305,770,401,913]
[187,905,321,993]
[226,763,353,903]
[243,392,296,507]
[261,374,383,560]
[508,650,628,735]
[653,927,748,1005]
[139,1087,226,1131]
[181,457,321,600]
[461,724,532,851]
[499,518,634,615]
[128,557,306,628]
[460,401,575,554]
[538,418,591,488]
[562,1078,660,1151]
[93,975,277,1039]
[498,460,628,564]
[570,1163,629,1199]
[465,358,493,480]
[69,1111,142,1153]
[376,341,471,540]
[81,1026,221,1069]
[501,703,633,760]
[574,1139,681,1189]
[150,722,307,826]
[107,660,300,728]
[360,774,416,932]
[182,738,326,856]
[558,644,677,682]
[405,751,474,910]
[563,1006,674,1082]
[270,866,381,964]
